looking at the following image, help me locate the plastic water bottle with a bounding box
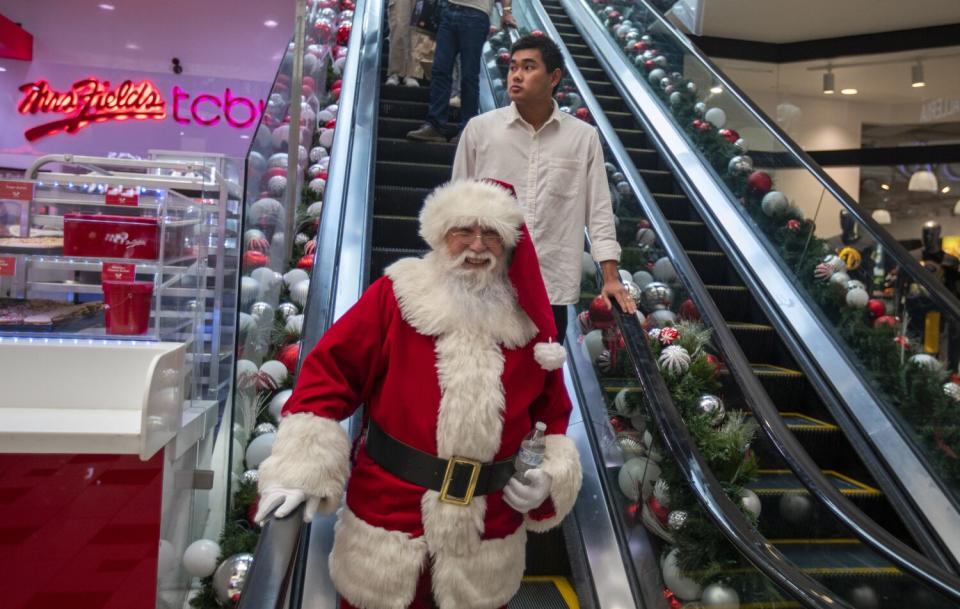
[514,422,547,482]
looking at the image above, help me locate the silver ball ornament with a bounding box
[845,279,866,292]
[241,469,259,484]
[253,422,277,437]
[213,553,255,604]
[277,302,299,320]
[701,582,740,609]
[734,137,748,152]
[640,281,674,311]
[697,394,726,426]
[694,101,707,115]
[667,510,688,530]
[623,281,642,305]
[669,91,684,106]
[779,492,813,525]
[727,154,754,175]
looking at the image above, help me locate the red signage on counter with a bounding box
[0,181,34,201]
[102,262,136,282]
[105,187,139,207]
[0,257,17,276]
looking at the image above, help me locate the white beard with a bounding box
[426,250,518,334]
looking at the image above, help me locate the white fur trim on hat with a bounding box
[419,180,523,250]
[534,340,566,371]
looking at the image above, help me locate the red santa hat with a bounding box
[418,179,566,371]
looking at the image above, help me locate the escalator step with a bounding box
[603,111,639,130]
[377,160,452,188]
[728,322,781,364]
[373,215,423,249]
[371,246,428,278]
[375,185,431,216]
[594,94,628,113]
[379,117,439,140]
[615,128,648,149]
[508,578,579,609]
[381,84,431,103]
[379,99,462,123]
[625,147,659,169]
[585,80,618,96]
[655,193,697,220]
[377,138,457,165]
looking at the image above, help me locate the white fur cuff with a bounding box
[534,341,566,371]
[526,434,582,532]
[257,413,350,515]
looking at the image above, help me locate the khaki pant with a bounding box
[388,0,436,79]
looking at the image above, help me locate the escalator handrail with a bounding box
[633,0,960,325]
[535,0,960,599]
[237,505,307,609]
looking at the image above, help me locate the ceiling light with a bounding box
[872,209,892,225]
[710,85,722,94]
[240,134,250,139]
[98,3,115,10]
[908,170,938,193]
[911,62,926,88]
[822,71,835,94]
[264,19,279,27]
[942,186,952,194]
[0,67,6,73]
[880,183,890,190]
[125,43,140,50]
[841,88,858,95]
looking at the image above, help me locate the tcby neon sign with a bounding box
[16,77,266,141]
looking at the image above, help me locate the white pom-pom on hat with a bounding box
[534,340,566,371]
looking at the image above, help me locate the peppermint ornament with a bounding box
[659,326,680,345]
[658,345,691,374]
[944,383,960,402]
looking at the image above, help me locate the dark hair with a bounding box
[510,34,565,80]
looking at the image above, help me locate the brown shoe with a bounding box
[406,123,447,143]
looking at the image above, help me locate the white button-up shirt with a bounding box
[452,102,621,305]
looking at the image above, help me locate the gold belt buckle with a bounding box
[439,456,481,506]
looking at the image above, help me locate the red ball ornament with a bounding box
[679,298,699,321]
[575,107,591,122]
[705,353,722,377]
[692,118,703,129]
[698,120,713,132]
[644,59,656,71]
[243,250,269,269]
[589,295,615,329]
[874,315,898,328]
[718,128,740,143]
[298,253,315,270]
[313,21,332,41]
[866,299,886,319]
[786,219,801,231]
[497,51,511,67]
[325,119,337,129]
[647,496,669,525]
[633,41,649,52]
[609,416,628,433]
[894,335,910,348]
[278,342,301,373]
[337,23,352,45]
[624,502,640,523]
[746,171,773,195]
[264,167,287,180]
[659,326,680,345]
[247,497,260,527]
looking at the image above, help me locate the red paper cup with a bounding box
[103,280,154,335]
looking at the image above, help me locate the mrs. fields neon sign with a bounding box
[17,77,265,141]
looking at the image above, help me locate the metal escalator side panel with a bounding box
[555,0,960,581]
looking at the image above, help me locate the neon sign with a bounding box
[16,77,266,141]
[17,78,166,141]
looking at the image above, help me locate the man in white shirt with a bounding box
[452,34,635,338]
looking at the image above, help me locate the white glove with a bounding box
[254,487,322,524]
[503,469,553,514]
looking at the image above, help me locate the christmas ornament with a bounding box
[238,312,256,337]
[278,302,299,320]
[254,422,277,438]
[943,382,960,402]
[252,268,283,298]
[697,394,726,426]
[647,495,670,525]
[636,227,657,246]
[213,553,255,604]
[734,138,748,152]
[829,271,850,286]
[740,489,761,518]
[846,288,869,309]
[616,433,646,458]
[849,585,880,609]
[823,254,845,272]
[250,197,285,227]
[584,330,606,361]
[694,101,707,115]
[291,279,311,307]
[659,345,691,374]
[632,270,654,288]
[838,246,862,270]
[245,432,276,469]
[669,91,683,106]
[183,539,221,578]
[244,229,270,251]
[618,269,633,284]
[659,327,680,345]
[284,268,309,288]
[786,219,801,231]
[704,107,726,128]
[309,146,329,163]
[589,295,616,329]
[258,360,289,390]
[814,263,834,281]
[307,178,326,198]
[718,128,739,143]
[267,175,287,197]
[575,107,591,122]
[250,302,274,323]
[727,155,753,175]
[647,328,661,341]
[653,257,678,283]
[873,315,897,328]
[577,310,593,334]
[653,478,670,507]
[866,299,885,319]
[910,353,942,371]
[845,279,866,293]
[667,510,687,531]
[760,191,788,216]
[649,309,678,328]
[597,350,614,373]
[278,343,301,373]
[894,335,910,349]
[240,276,261,308]
[623,281,642,306]
[746,171,772,194]
[779,492,813,525]
[236,359,258,390]
[679,298,699,320]
[298,253,315,270]
[701,582,740,609]
[285,314,304,337]
[241,469,259,484]
[641,282,674,311]
[662,548,702,601]
[648,68,667,85]
[618,456,662,501]
[268,389,292,421]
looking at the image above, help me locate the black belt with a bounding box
[365,419,515,506]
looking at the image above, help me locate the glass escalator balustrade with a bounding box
[509,0,960,607]
[573,0,960,517]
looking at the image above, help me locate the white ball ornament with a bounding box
[236,359,258,386]
[849,585,880,609]
[653,257,677,283]
[307,178,326,198]
[845,288,869,309]
[658,345,691,374]
[267,175,287,197]
[636,227,657,246]
[291,279,311,307]
[701,582,740,609]
[618,456,661,501]
[779,492,813,525]
[618,269,633,283]
[310,146,329,163]
[944,382,960,402]
[307,201,324,219]
[259,360,289,387]
[650,309,678,328]
[829,272,850,286]
[319,128,335,148]
[740,489,761,518]
[845,279,866,293]
[669,91,683,106]
[183,539,221,578]
[271,124,290,150]
[760,191,788,216]
[632,270,654,288]
[910,353,942,372]
[704,107,727,128]
[648,68,667,85]
[268,389,293,420]
[661,548,702,601]
[240,276,260,307]
[285,314,304,337]
[245,433,276,469]
[238,312,256,336]
[250,198,285,227]
[283,268,310,288]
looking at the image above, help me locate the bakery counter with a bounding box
[0,338,198,459]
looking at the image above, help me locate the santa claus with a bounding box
[255,179,582,609]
